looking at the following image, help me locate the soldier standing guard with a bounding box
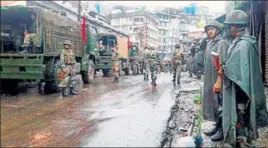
[111,45,120,83]
[142,47,150,81]
[171,44,183,84]
[222,10,268,146]
[148,47,160,86]
[59,40,78,97]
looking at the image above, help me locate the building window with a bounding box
[133,17,144,22]
[129,27,132,30]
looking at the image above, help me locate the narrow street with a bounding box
[1,72,268,147]
[1,73,183,147]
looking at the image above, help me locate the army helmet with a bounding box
[224,10,248,25]
[63,40,72,46]
[204,19,221,32]
[175,44,180,49]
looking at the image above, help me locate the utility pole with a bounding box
[138,28,144,49]
[143,13,148,48]
[78,0,81,22]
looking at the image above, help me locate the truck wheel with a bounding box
[102,69,109,77]
[82,60,95,84]
[4,80,19,96]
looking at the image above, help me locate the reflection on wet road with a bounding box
[1,73,177,147]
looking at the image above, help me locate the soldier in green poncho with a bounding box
[202,19,229,142]
[221,10,268,147]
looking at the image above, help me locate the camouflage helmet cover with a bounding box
[224,10,247,25]
[63,40,72,46]
[204,19,221,31]
[175,44,180,49]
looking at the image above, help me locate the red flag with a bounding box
[211,51,221,71]
[81,16,87,45]
[127,36,131,50]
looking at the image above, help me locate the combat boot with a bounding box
[151,80,157,86]
[70,87,78,95]
[62,88,69,97]
[115,77,119,83]
[204,126,218,136]
[211,127,223,141]
[112,77,119,83]
[189,73,193,77]
[172,76,176,82]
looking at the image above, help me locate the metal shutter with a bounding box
[265,2,268,86]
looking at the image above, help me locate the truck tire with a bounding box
[82,60,95,84]
[102,69,109,77]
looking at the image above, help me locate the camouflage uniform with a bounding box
[171,44,183,84]
[148,48,159,85]
[112,46,120,83]
[58,40,77,96]
[129,46,139,75]
[142,47,150,80]
[22,13,37,48]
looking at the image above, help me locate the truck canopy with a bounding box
[1,6,41,53]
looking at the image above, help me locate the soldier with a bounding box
[59,40,78,97]
[202,19,229,141]
[221,10,268,146]
[148,47,160,85]
[21,12,37,53]
[142,47,150,80]
[111,45,120,83]
[129,46,139,75]
[171,44,183,84]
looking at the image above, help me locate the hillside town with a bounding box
[1,1,268,147]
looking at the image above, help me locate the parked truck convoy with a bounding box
[0,6,100,94]
[96,33,130,76]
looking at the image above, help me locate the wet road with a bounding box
[1,73,178,147]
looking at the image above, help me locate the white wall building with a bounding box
[110,9,159,49]
[152,11,182,56]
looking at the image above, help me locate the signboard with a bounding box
[1,1,26,6]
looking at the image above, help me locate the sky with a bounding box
[106,1,226,12]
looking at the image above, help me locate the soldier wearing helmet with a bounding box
[142,46,150,81]
[221,10,268,146]
[147,46,160,86]
[58,40,78,97]
[202,19,229,142]
[111,44,120,83]
[171,44,183,85]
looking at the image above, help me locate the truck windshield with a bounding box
[1,7,37,53]
[100,35,117,55]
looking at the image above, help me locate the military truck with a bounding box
[0,6,99,94]
[95,33,130,76]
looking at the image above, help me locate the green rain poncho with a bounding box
[222,32,268,145]
[202,35,229,121]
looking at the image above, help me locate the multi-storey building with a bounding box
[109,9,159,49]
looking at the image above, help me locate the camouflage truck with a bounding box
[0,6,99,94]
[96,33,130,76]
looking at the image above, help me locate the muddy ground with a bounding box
[1,72,268,147]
